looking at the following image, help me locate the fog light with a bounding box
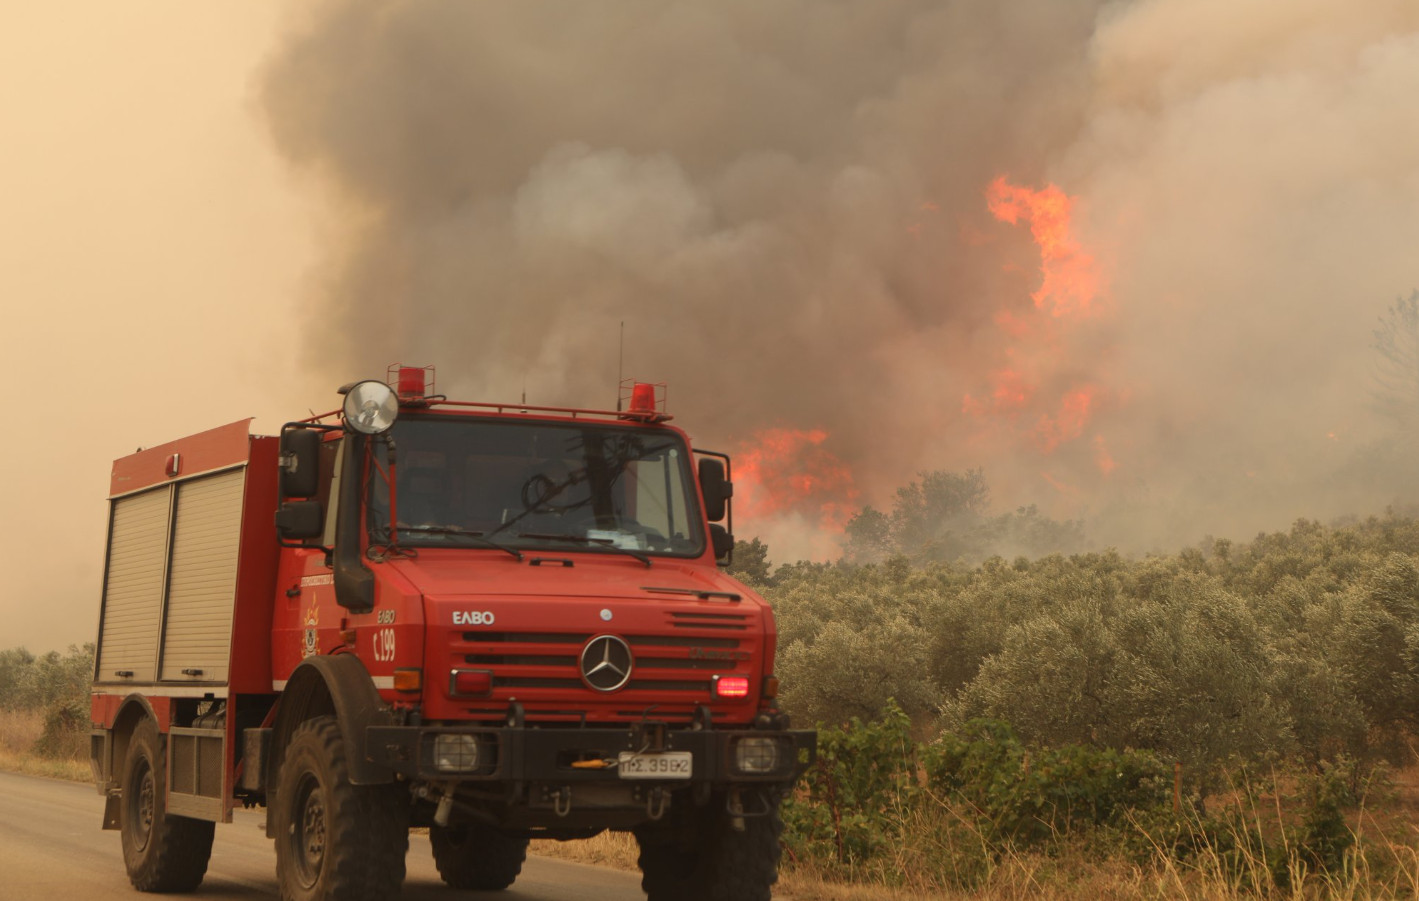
[433,734,481,773]
[733,736,782,775]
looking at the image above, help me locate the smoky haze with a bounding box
[0,6,326,654]
[261,0,1419,559]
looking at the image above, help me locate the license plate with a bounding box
[617,751,693,779]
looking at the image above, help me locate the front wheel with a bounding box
[636,793,783,901]
[274,716,409,901]
[430,822,528,890]
[119,718,215,892]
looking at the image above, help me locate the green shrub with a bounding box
[32,699,88,761]
[783,700,918,870]
[925,719,1170,844]
[1298,760,1357,875]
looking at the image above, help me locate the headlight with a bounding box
[433,734,481,773]
[342,380,399,434]
[732,736,783,775]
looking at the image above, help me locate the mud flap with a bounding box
[102,791,121,830]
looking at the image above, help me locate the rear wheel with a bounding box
[636,793,783,901]
[274,716,409,901]
[429,822,528,890]
[119,718,215,892]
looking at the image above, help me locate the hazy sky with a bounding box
[0,6,318,653]
[4,2,1418,653]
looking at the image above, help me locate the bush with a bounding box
[925,720,1170,844]
[1298,760,1357,875]
[784,700,918,870]
[0,644,93,713]
[782,705,1373,896]
[767,512,1419,781]
[32,699,88,761]
[0,644,93,765]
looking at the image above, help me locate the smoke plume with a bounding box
[262,0,1419,558]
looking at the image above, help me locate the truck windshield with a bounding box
[368,416,706,558]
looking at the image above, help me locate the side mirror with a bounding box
[698,458,733,523]
[709,524,734,563]
[276,500,323,540]
[280,428,322,498]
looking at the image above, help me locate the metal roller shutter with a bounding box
[96,488,171,683]
[160,469,245,682]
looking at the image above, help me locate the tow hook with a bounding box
[417,781,459,827]
[553,786,572,817]
[645,786,667,821]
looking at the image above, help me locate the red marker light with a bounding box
[714,675,750,699]
[630,382,657,413]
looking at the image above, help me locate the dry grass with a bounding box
[523,829,1170,901]
[526,829,935,900]
[0,707,44,753]
[534,792,1419,901]
[530,830,640,870]
[776,841,1419,901]
[0,708,90,782]
[766,764,1419,901]
[780,855,1159,901]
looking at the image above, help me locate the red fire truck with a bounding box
[89,366,814,901]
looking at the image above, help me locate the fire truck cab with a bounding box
[89,367,814,901]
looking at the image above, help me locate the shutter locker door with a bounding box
[96,487,171,683]
[160,469,245,683]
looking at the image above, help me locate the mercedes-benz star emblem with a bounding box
[580,635,633,692]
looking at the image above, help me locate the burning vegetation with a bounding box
[732,175,1115,560]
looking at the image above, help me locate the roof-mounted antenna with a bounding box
[617,320,625,411]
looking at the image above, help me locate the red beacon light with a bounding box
[630,382,657,413]
[388,364,435,404]
[619,380,671,422]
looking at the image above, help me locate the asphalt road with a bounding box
[0,770,646,901]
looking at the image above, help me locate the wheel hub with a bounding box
[131,762,154,852]
[291,775,326,887]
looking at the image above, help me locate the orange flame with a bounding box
[964,177,1118,479]
[734,428,860,531]
[1034,387,1095,453]
[985,176,1100,318]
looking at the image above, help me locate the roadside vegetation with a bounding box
[0,644,93,781]
[725,487,1419,899]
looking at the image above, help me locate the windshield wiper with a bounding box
[518,532,653,568]
[394,526,524,561]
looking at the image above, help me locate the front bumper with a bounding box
[365,720,816,786]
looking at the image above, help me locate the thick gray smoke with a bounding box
[262,0,1419,558]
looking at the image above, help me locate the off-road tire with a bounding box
[636,795,783,901]
[119,717,215,892]
[274,716,409,901]
[429,822,528,890]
